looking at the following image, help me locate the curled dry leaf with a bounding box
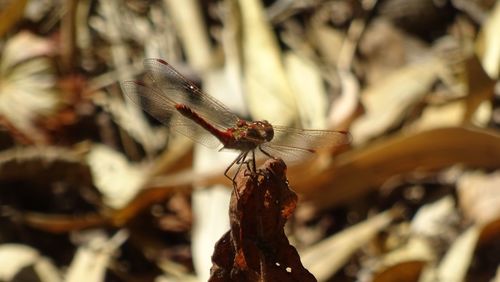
[0,31,59,143]
[239,0,297,126]
[297,127,500,209]
[409,54,495,131]
[370,237,434,282]
[0,147,105,233]
[86,144,148,209]
[351,57,444,145]
[209,159,316,282]
[301,210,397,281]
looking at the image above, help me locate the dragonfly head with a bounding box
[262,120,274,141]
[247,120,274,142]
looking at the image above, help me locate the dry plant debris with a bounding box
[210,158,316,281]
[0,0,499,281]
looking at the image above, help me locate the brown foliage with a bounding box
[210,159,316,282]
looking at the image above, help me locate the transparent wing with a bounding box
[258,143,318,164]
[143,58,240,130]
[260,126,351,163]
[121,81,222,149]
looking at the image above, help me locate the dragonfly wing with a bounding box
[259,143,317,164]
[169,114,222,149]
[122,81,175,124]
[260,126,351,162]
[143,59,240,130]
[121,81,222,149]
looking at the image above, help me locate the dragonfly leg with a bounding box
[224,151,246,182]
[224,151,250,200]
[251,149,256,172]
[233,151,249,183]
[240,150,255,172]
[240,148,260,176]
[258,146,274,159]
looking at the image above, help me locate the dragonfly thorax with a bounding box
[226,120,274,150]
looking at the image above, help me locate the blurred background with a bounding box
[0,0,499,281]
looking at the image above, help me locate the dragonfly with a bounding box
[122,59,350,187]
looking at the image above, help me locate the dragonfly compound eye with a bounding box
[258,120,274,141]
[264,126,274,141]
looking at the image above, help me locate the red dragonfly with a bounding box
[122,59,350,184]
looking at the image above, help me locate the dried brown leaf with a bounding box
[0,147,105,233]
[164,0,212,69]
[373,260,426,282]
[239,0,297,125]
[295,127,500,209]
[284,53,327,129]
[209,159,316,281]
[301,210,397,281]
[21,212,107,234]
[351,58,444,145]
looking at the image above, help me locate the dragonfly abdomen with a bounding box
[175,103,232,145]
